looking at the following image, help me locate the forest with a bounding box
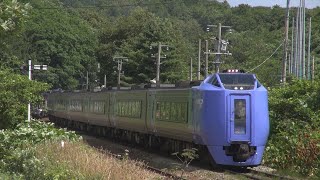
[1,0,320,178]
[1,0,319,89]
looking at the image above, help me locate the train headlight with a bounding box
[240,87,243,90]
[234,87,238,90]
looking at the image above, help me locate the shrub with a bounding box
[265,79,320,177]
[0,120,81,178]
[0,70,49,129]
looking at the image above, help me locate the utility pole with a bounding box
[207,23,232,73]
[197,39,201,80]
[27,60,48,122]
[104,75,107,88]
[151,42,169,88]
[291,17,295,75]
[281,0,290,84]
[288,53,291,74]
[205,40,208,77]
[86,71,89,91]
[190,57,193,81]
[295,7,299,77]
[307,17,312,80]
[28,60,31,122]
[216,23,222,73]
[312,56,315,81]
[113,56,128,90]
[302,0,306,78]
[299,0,304,78]
[156,42,161,88]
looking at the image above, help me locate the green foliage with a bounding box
[97,7,193,85]
[172,148,198,178]
[0,120,81,178]
[0,70,49,129]
[0,0,31,70]
[265,79,320,177]
[2,0,320,88]
[23,0,98,90]
[0,0,31,36]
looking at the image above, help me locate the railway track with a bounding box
[40,118,184,179]
[226,168,297,180]
[79,131,296,180]
[45,118,297,180]
[96,143,185,180]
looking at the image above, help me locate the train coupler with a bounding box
[223,143,256,162]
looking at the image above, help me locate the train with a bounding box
[47,69,269,167]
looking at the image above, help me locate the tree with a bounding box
[0,70,49,129]
[23,0,98,90]
[0,0,31,70]
[97,8,193,86]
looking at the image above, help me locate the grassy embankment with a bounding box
[0,120,162,179]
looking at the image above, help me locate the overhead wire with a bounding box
[34,1,176,9]
[32,0,221,10]
[247,39,285,73]
[34,1,285,74]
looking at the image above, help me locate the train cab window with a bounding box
[257,80,261,88]
[234,99,246,134]
[208,75,221,87]
[218,74,255,90]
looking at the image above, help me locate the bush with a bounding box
[265,79,320,177]
[0,120,81,178]
[0,70,50,129]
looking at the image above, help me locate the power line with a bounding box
[34,2,176,10]
[248,40,284,73]
[33,0,222,10]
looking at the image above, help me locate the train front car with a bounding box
[193,70,269,167]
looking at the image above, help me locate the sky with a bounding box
[220,0,320,9]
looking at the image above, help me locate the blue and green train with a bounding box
[48,70,269,167]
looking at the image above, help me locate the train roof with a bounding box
[49,80,203,93]
[49,71,263,93]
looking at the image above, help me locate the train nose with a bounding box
[224,143,257,162]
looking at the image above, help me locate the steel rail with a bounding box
[225,168,297,180]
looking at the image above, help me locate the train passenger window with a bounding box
[89,100,104,114]
[234,99,246,134]
[180,103,187,122]
[70,100,82,112]
[156,102,161,119]
[155,101,188,123]
[57,99,66,110]
[116,100,142,118]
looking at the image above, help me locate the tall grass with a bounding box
[35,141,163,180]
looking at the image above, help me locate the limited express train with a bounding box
[47,70,269,167]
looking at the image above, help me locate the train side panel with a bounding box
[192,84,227,146]
[47,92,69,120]
[111,90,147,133]
[86,92,110,127]
[147,89,193,142]
[250,88,269,146]
[67,92,89,123]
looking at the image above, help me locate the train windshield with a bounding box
[218,74,255,90]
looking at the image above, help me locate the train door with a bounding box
[229,95,251,142]
[109,92,117,127]
[146,91,156,132]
